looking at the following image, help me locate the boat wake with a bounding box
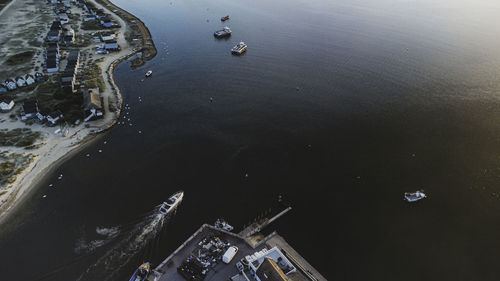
[75,226,121,255]
[76,213,169,281]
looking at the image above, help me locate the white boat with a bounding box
[214,26,232,38]
[231,41,247,55]
[145,70,152,77]
[404,190,426,202]
[159,191,184,215]
[215,219,234,231]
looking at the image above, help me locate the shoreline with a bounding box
[0,0,157,223]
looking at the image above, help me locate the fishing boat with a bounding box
[145,70,152,77]
[404,190,426,202]
[221,15,230,21]
[129,262,150,281]
[214,27,232,38]
[159,191,184,215]
[231,41,247,55]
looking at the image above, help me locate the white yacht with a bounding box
[231,41,247,55]
[159,191,184,215]
[145,70,152,77]
[404,190,426,202]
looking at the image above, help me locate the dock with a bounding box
[149,206,326,281]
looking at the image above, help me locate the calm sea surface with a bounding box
[3,0,500,280]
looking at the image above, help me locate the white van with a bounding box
[222,246,238,264]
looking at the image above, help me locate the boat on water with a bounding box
[145,70,152,77]
[159,191,184,215]
[231,41,247,55]
[221,15,230,21]
[129,262,150,281]
[404,190,426,202]
[215,218,234,231]
[214,27,232,38]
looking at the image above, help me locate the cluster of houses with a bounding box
[20,99,64,126]
[76,0,117,28]
[1,73,45,94]
[50,1,76,45]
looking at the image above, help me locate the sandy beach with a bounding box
[0,0,155,222]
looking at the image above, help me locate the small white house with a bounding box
[104,41,119,51]
[25,74,36,85]
[0,99,14,112]
[5,79,17,90]
[15,77,26,87]
[101,34,115,42]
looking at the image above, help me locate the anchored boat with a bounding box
[221,15,230,21]
[159,191,184,215]
[231,41,247,55]
[145,70,152,77]
[129,262,150,281]
[215,218,234,231]
[214,27,232,38]
[404,190,426,202]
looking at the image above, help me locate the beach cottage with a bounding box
[25,74,36,85]
[0,99,14,112]
[5,79,17,91]
[83,88,103,121]
[21,100,39,120]
[104,40,119,51]
[47,110,64,125]
[15,76,26,87]
[35,72,45,83]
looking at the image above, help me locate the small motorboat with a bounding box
[159,191,184,215]
[214,218,234,231]
[145,70,152,77]
[221,15,230,21]
[214,26,232,38]
[404,190,426,202]
[129,262,150,281]
[231,41,247,55]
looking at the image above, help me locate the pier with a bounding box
[149,206,326,281]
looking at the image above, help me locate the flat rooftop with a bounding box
[150,224,326,281]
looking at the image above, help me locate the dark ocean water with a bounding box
[3,0,500,280]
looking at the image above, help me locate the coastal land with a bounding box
[0,0,156,221]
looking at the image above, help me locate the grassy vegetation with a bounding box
[81,20,102,30]
[0,128,42,147]
[5,51,35,66]
[82,63,105,91]
[0,151,33,189]
[36,81,84,123]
